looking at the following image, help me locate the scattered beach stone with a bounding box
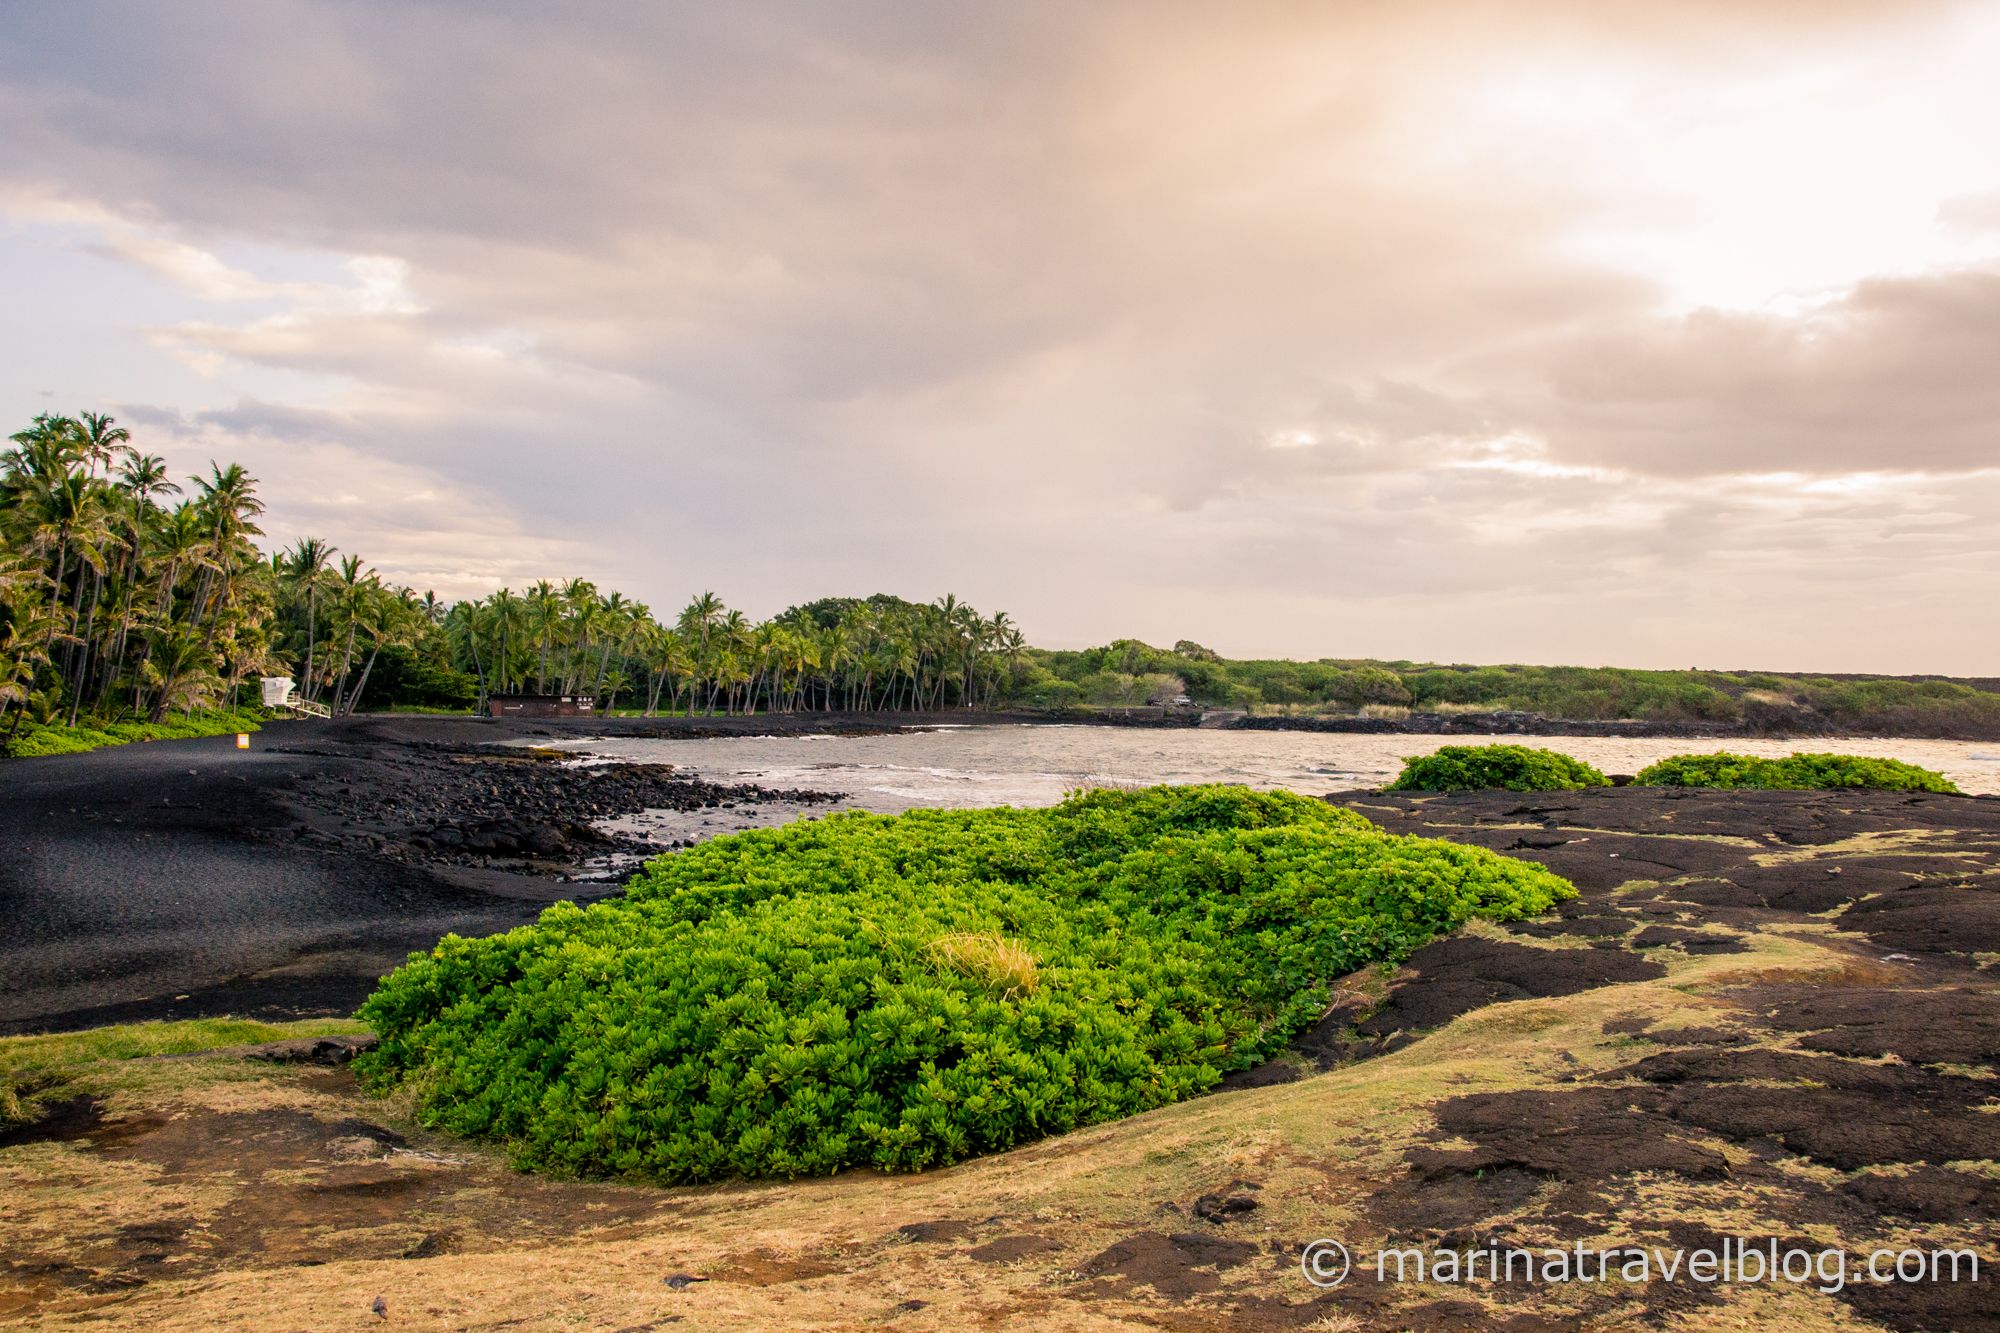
[893,1219,978,1244]
[241,1034,379,1066]
[1192,1192,1260,1224]
[278,741,837,879]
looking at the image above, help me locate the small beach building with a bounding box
[484,694,596,718]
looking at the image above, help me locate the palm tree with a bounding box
[445,599,492,706]
[557,578,599,691]
[526,579,560,691]
[0,576,54,734]
[325,554,377,710]
[645,626,693,715]
[489,588,525,695]
[93,453,182,708]
[677,591,724,712]
[14,470,113,710]
[285,538,337,702]
[145,625,223,722]
[189,462,264,650]
[340,585,417,715]
[75,412,133,482]
[589,591,635,697]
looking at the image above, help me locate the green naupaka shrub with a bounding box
[1635,752,1958,794]
[1386,744,1611,793]
[357,785,1571,1184]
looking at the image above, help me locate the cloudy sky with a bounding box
[3,2,1996,672]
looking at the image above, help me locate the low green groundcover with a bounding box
[3,708,264,759]
[1387,744,1611,793]
[357,785,1571,1182]
[1635,752,1959,793]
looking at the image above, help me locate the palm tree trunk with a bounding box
[66,568,105,726]
[332,622,359,713]
[344,645,382,716]
[45,536,69,655]
[303,585,318,703]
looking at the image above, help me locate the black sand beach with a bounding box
[0,714,850,1035]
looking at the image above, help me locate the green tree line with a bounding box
[1,413,1030,732]
[1013,638,2000,735]
[8,411,1994,738]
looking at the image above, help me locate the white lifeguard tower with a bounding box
[262,676,330,719]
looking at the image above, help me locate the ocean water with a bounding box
[544,724,2000,811]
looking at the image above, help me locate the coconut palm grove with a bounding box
[7,410,2000,758]
[0,411,1033,744]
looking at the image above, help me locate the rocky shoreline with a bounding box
[273,739,838,879]
[1055,704,2000,740]
[1229,710,1741,738]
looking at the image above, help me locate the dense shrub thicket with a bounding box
[1386,744,1612,793]
[2,708,263,759]
[1634,752,1960,794]
[357,785,1570,1182]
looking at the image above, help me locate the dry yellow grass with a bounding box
[926,932,1039,998]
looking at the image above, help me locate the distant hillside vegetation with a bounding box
[1010,640,2000,737]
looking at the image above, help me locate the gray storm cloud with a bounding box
[0,0,1994,671]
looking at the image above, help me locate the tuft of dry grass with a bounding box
[926,932,1039,998]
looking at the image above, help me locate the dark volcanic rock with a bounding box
[1410,1088,1733,1183]
[1837,880,2000,957]
[968,1234,1063,1264]
[1290,937,1665,1068]
[1841,1166,2000,1223]
[278,745,836,879]
[240,1034,381,1066]
[1670,861,1927,913]
[0,1095,106,1148]
[893,1219,978,1244]
[1738,986,2000,1066]
[1192,1192,1260,1224]
[1077,1231,1260,1299]
[1627,925,1748,953]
